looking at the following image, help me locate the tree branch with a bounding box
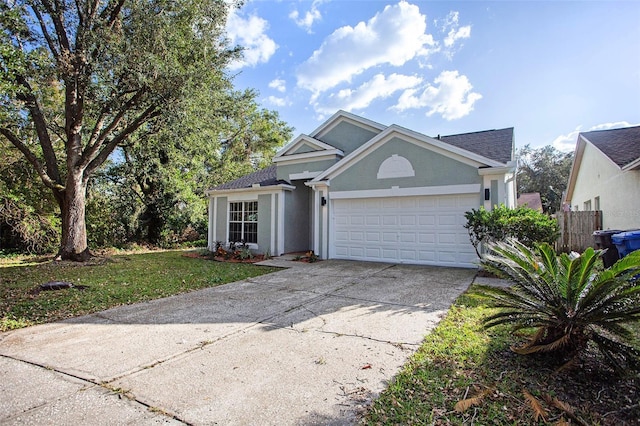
[85,104,161,176]
[0,128,64,191]
[15,74,63,187]
[81,90,146,168]
[30,5,60,61]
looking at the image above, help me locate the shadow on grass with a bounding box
[363,287,640,425]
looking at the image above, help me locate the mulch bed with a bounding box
[182,251,265,263]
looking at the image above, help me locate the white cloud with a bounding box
[437,11,471,56]
[314,73,422,114]
[290,0,323,33]
[226,10,277,70]
[268,78,287,93]
[393,70,482,120]
[296,1,435,95]
[266,96,290,107]
[552,121,640,152]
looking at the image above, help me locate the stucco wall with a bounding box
[257,194,272,254]
[276,159,338,181]
[571,143,640,229]
[330,137,481,191]
[292,143,317,154]
[215,196,227,243]
[317,121,379,155]
[284,182,311,253]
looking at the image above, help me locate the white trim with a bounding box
[623,157,640,171]
[278,191,285,255]
[270,193,276,254]
[478,161,516,175]
[309,110,386,138]
[289,171,322,180]
[312,125,504,183]
[275,134,337,157]
[313,188,320,256]
[322,190,328,259]
[305,180,330,188]
[329,184,481,200]
[272,149,343,163]
[205,184,295,197]
[208,197,215,250]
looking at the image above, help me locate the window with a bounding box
[229,201,258,244]
[584,200,592,211]
[594,196,600,211]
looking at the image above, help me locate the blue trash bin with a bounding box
[611,230,640,258]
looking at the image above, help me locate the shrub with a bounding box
[474,238,640,371]
[464,205,559,256]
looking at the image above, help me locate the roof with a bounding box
[579,126,640,168]
[439,128,515,164]
[517,192,543,212]
[212,165,287,190]
[209,116,515,192]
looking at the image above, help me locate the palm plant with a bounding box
[475,238,640,371]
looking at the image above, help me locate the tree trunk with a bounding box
[58,171,91,261]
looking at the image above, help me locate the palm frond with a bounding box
[523,389,548,422]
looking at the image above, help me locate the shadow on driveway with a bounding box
[0,260,476,425]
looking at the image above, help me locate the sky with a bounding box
[225,0,640,152]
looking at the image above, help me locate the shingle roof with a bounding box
[212,165,287,190]
[517,192,543,212]
[580,126,640,168]
[439,128,514,164]
[210,125,515,192]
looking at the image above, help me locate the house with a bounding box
[564,126,640,230]
[206,111,516,268]
[517,192,543,212]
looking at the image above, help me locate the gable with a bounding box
[293,142,323,154]
[328,136,483,192]
[311,111,385,156]
[275,135,340,158]
[313,125,506,186]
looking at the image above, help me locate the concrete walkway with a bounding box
[1,259,477,425]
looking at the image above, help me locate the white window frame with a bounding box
[228,201,258,245]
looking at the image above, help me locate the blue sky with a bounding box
[225,1,640,152]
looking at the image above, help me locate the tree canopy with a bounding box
[517,145,573,214]
[1,0,243,259]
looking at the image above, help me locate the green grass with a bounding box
[0,250,275,331]
[363,287,640,425]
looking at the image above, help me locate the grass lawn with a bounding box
[0,250,276,331]
[363,287,640,425]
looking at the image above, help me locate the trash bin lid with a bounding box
[611,230,640,243]
[593,229,623,236]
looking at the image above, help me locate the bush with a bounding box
[464,205,559,255]
[474,238,640,372]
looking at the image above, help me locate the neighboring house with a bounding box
[564,126,640,230]
[517,192,543,212]
[206,111,516,268]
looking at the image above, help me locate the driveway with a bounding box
[0,259,476,425]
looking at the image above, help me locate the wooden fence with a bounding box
[555,211,602,253]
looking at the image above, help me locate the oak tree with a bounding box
[1,0,239,259]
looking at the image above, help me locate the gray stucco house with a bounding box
[206,111,516,268]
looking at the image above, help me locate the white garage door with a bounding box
[332,194,478,268]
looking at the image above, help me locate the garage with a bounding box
[331,194,478,268]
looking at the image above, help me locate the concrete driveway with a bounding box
[0,259,476,425]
